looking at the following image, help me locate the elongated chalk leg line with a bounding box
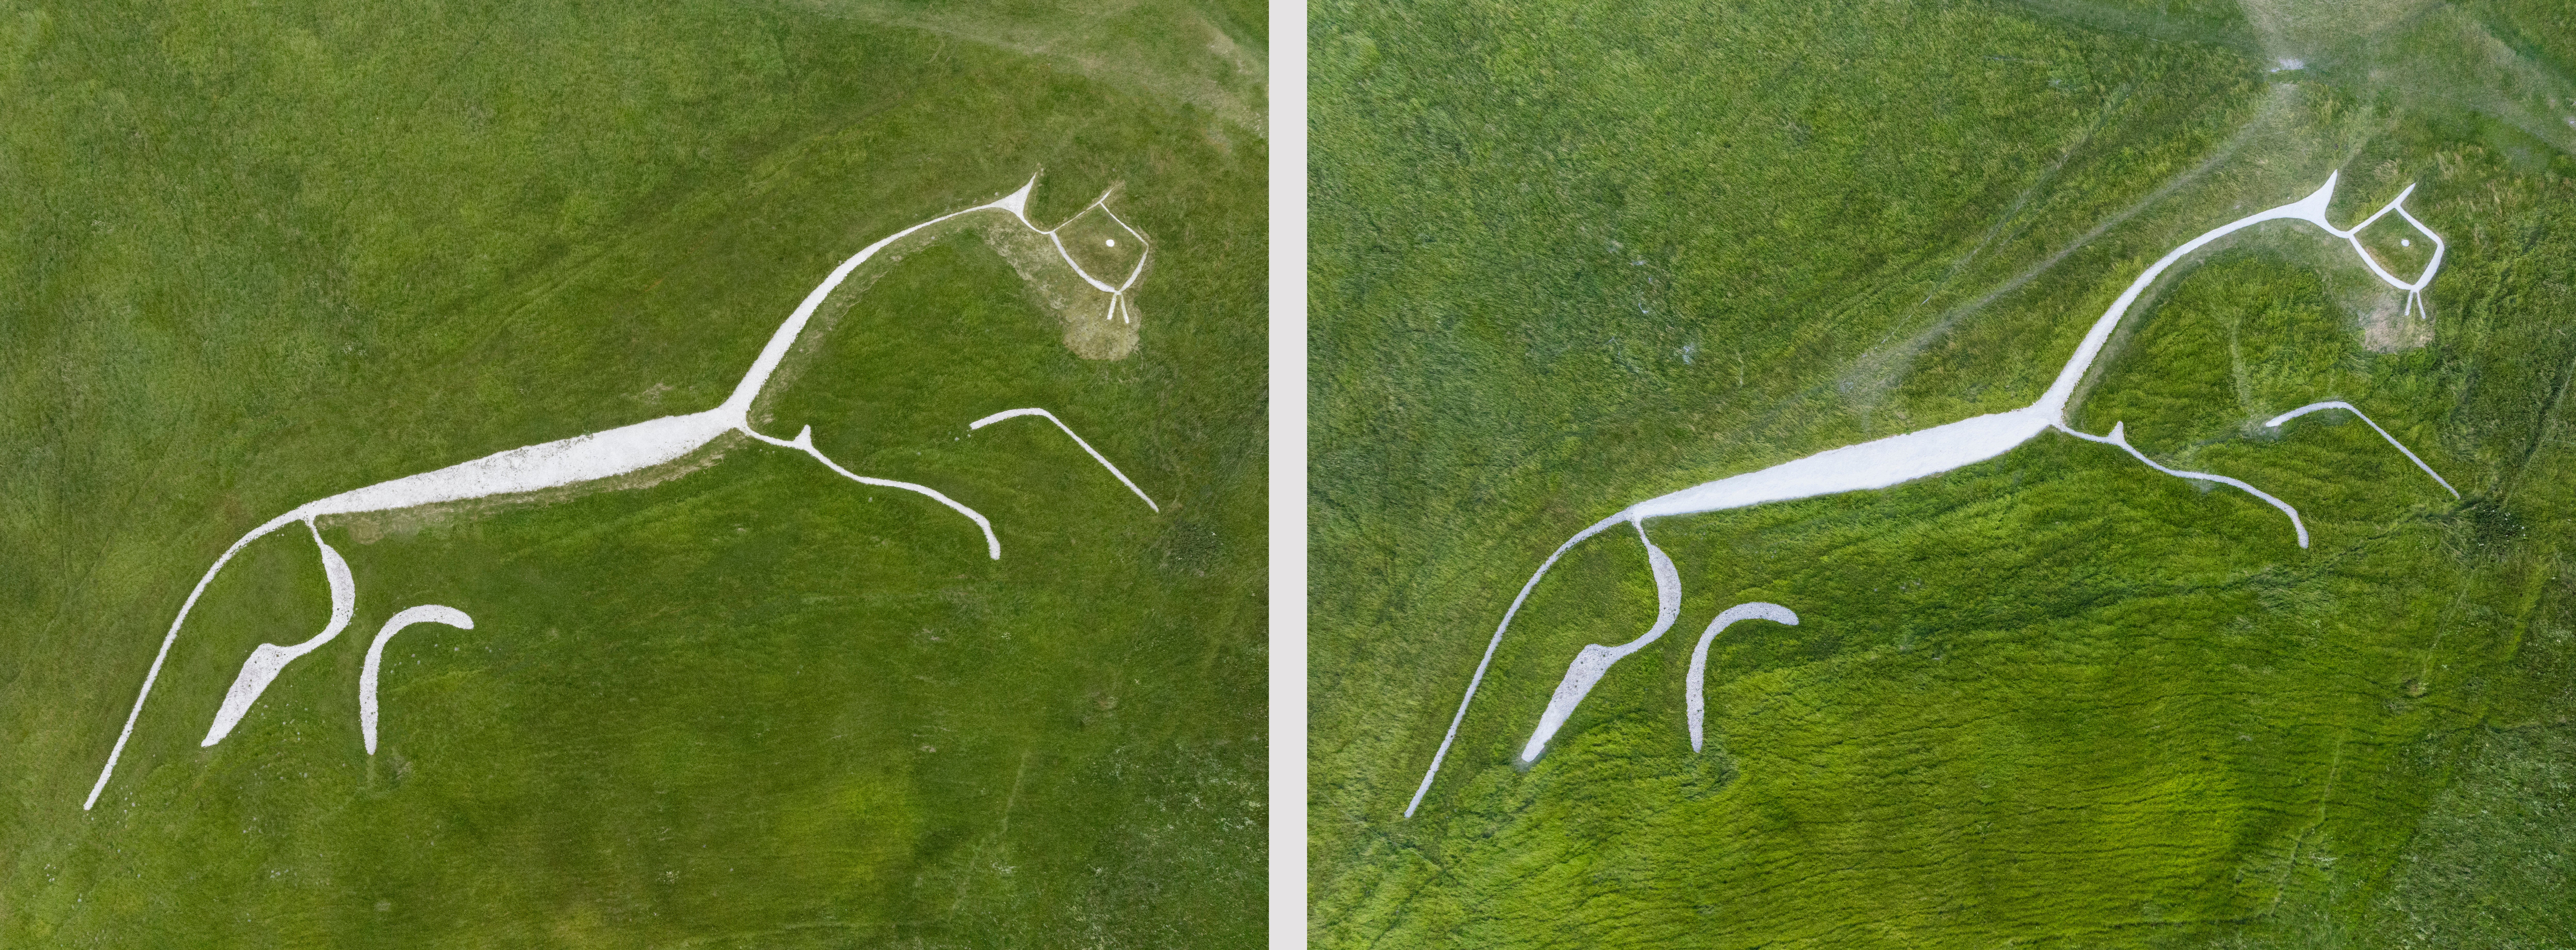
[745,424,1001,560]
[1404,513,1627,817]
[360,605,475,755]
[2054,422,2309,548]
[969,407,1159,512]
[86,511,306,810]
[2267,401,2458,498]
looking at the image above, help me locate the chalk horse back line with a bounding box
[1406,171,2456,818]
[87,176,1160,811]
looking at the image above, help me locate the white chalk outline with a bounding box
[743,423,1002,559]
[86,175,1159,810]
[1515,521,1682,761]
[1405,171,2459,818]
[359,605,475,755]
[969,408,1160,512]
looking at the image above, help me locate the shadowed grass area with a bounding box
[0,1,1263,946]
[1312,0,2575,945]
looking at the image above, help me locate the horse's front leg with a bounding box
[2056,421,2311,548]
[967,407,1159,512]
[746,424,1002,559]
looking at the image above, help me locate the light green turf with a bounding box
[0,1,1264,946]
[1311,0,2576,945]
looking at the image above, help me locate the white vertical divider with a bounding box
[1267,0,1308,944]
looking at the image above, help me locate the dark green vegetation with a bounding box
[1,1,1262,946]
[1313,0,2576,945]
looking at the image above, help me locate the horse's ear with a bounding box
[2287,171,2339,222]
[992,173,1040,224]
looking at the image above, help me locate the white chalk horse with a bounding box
[87,177,1160,810]
[1407,171,2457,817]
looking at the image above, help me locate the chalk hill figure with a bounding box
[1408,172,2457,817]
[88,177,1162,810]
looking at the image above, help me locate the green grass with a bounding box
[0,1,1264,946]
[1311,0,2576,945]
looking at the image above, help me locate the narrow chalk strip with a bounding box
[2059,422,2308,548]
[87,511,307,809]
[969,408,1159,512]
[748,425,1000,559]
[1407,512,1629,818]
[2266,401,2458,499]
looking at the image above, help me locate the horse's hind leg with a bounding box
[204,520,358,746]
[359,605,476,754]
[1520,518,1684,762]
[1686,603,1799,752]
[747,424,1002,559]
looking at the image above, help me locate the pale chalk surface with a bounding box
[1518,521,1682,762]
[1628,409,2055,521]
[203,522,357,747]
[301,411,739,519]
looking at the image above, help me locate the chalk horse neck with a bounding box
[1405,170,2455,818]
[86,175,1163,811]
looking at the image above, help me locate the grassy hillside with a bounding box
[1311,0,2576,945]
[0,1,1265,946]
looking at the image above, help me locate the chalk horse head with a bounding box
[872,175,1154,364]
[999,179,1154,362]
